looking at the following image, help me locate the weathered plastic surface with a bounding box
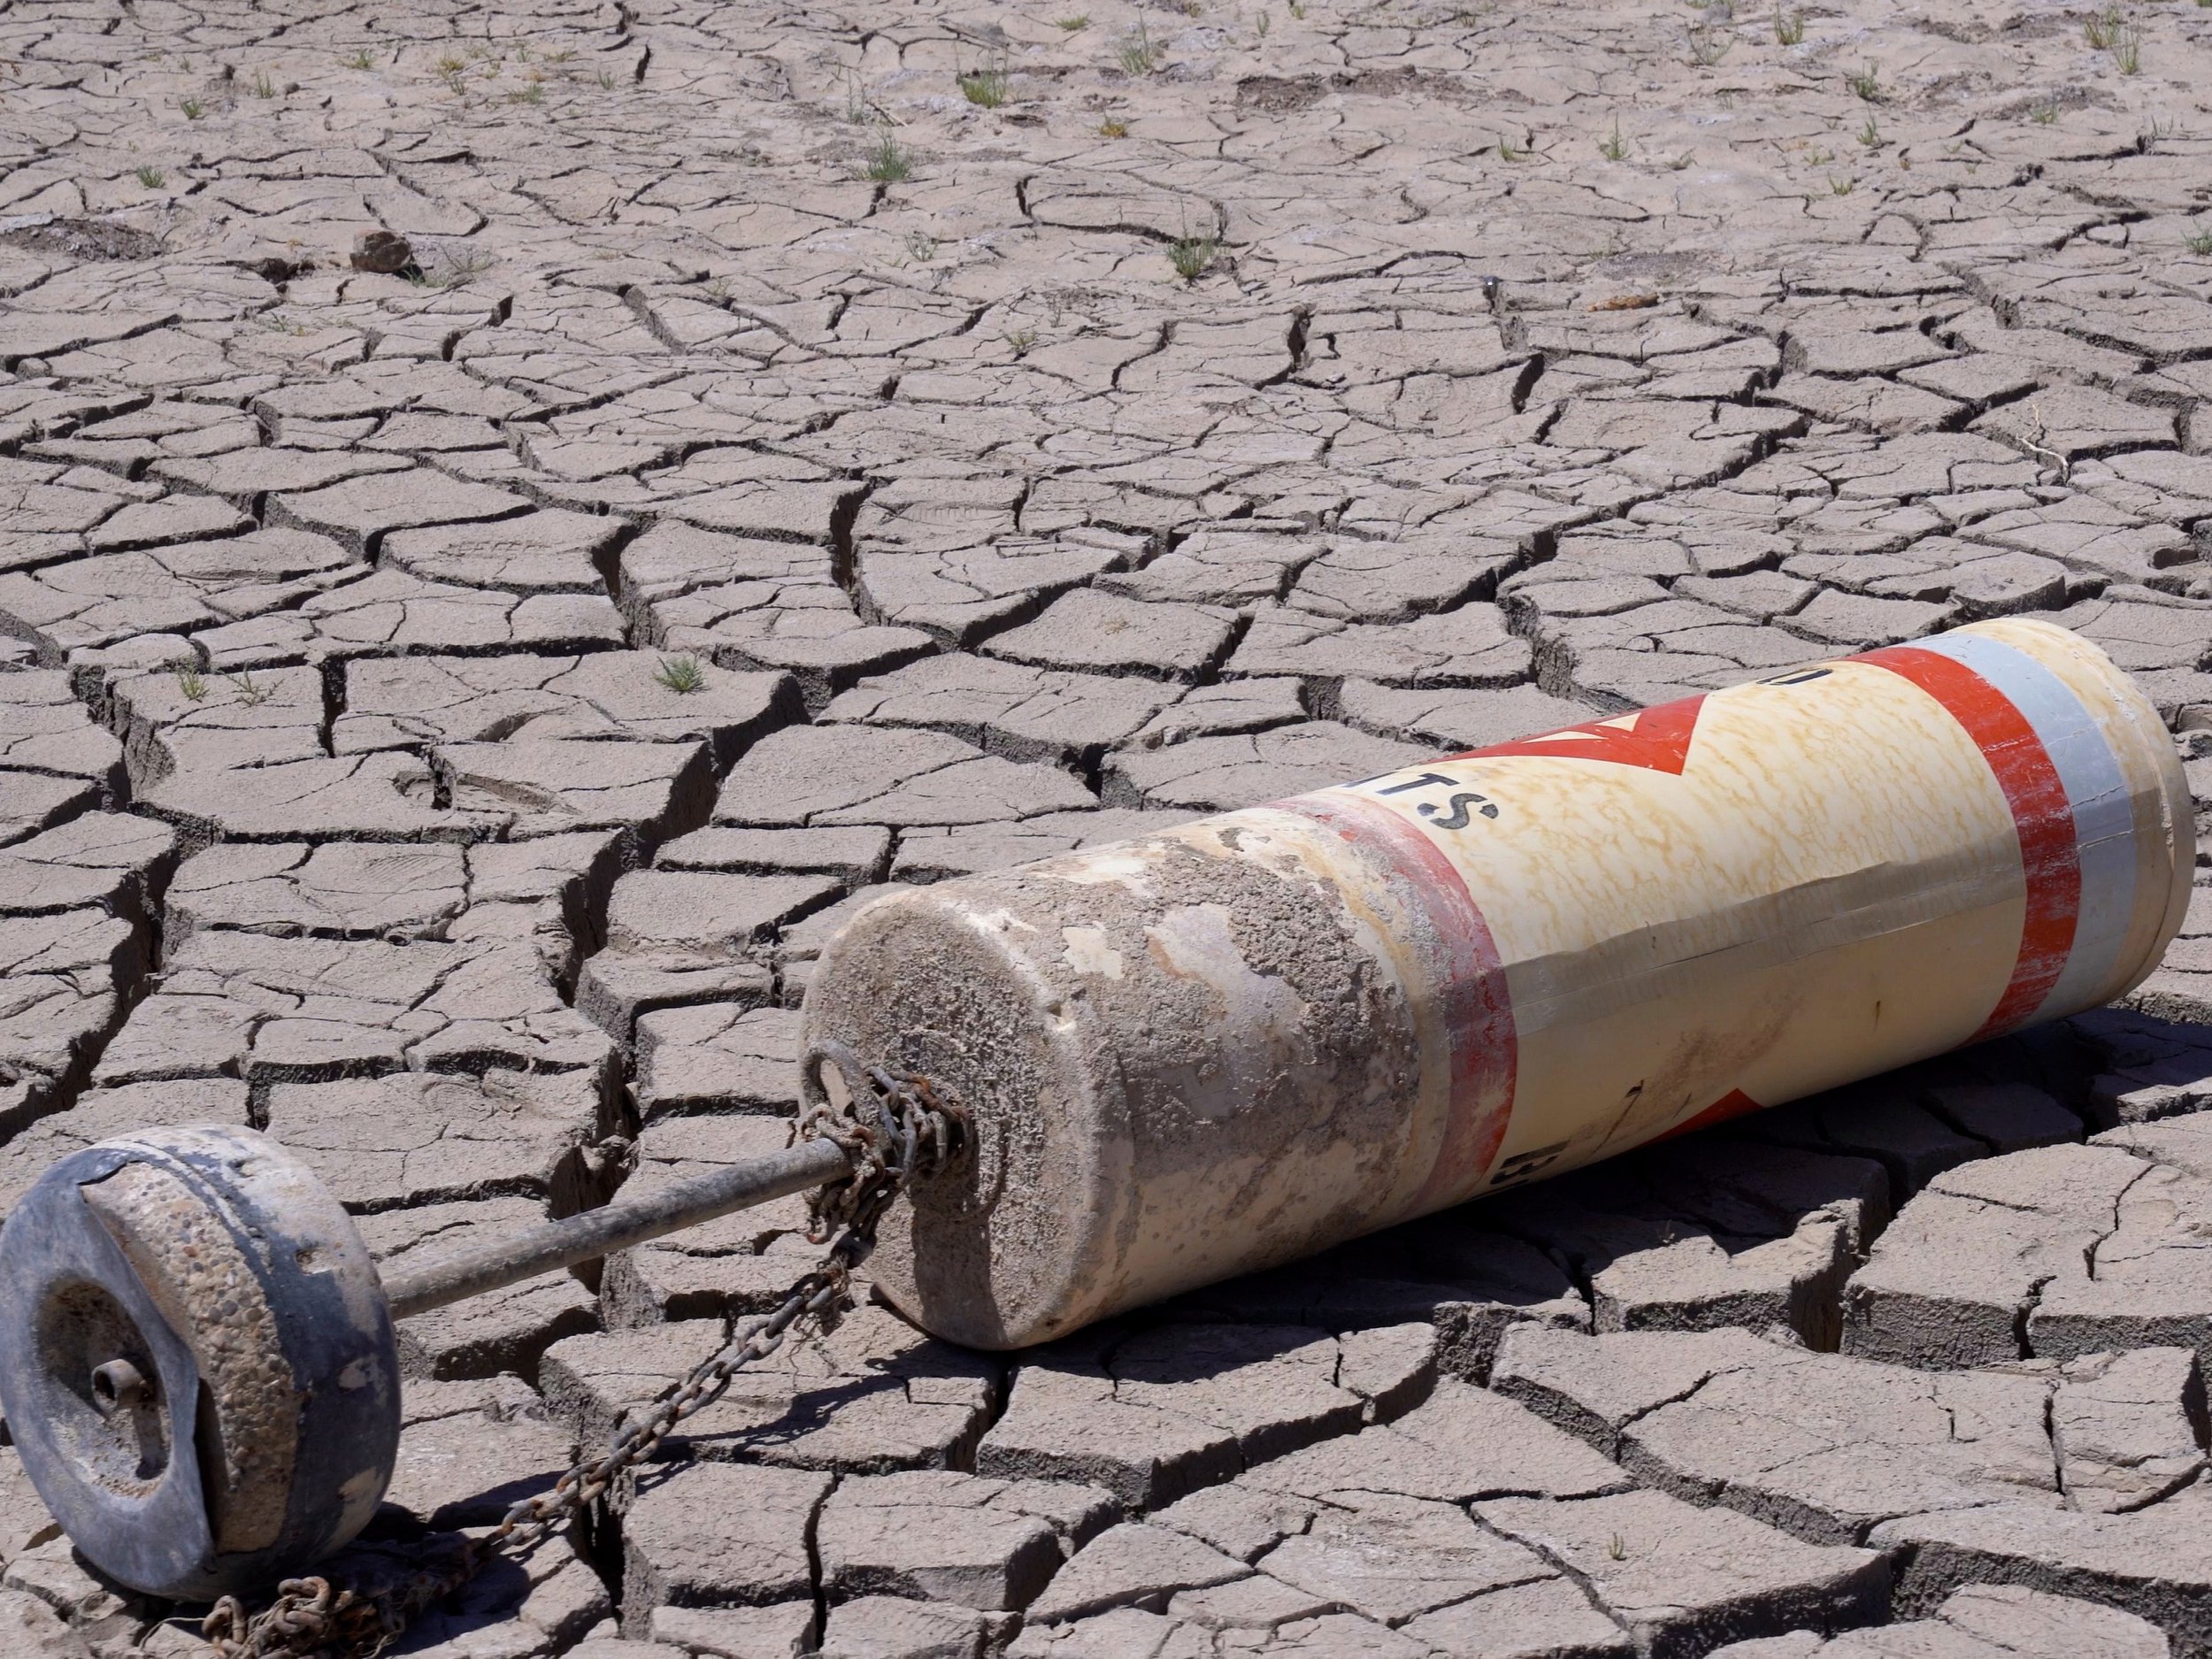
[804,618,2194,1350]
[0,1125,400,1599]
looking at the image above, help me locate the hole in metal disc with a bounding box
[35,1281,170,1491]
[89,1359,151,1415]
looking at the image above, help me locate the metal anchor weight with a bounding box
[0,1117,858,1601]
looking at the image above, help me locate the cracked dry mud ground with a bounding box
[9,0,2212,1655]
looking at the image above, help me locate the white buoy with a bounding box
[805,618,2193,1348]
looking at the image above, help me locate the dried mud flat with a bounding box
[5,0,2212,1654]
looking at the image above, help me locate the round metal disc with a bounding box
[0,1125,401,1600]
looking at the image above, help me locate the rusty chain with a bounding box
[202,1042,964,1659]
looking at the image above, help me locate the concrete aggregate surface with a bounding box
[4,0,2212,1653]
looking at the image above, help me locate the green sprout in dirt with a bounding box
[1056,14,1091,28]
[2030,97,2059,123]
[226,670,269,705]
[2110,22,2143,73]
[134,165,165,188]
[1847,63,1879,100]
[249,69,277,97]
[173,662,207,702]
[653,656,707,695]
[864,133,913,181]
[1600,117,1628,161]
[180,96,204,119]
[1099,114,1129,137]
[958,58,1010,107]
[1858,113,1883,147]
[2085,4,2122,48]
[1118,19,1159,74]
[1830,174,1855,195]
[2186,222,2212,255]
[1687,23,1732,65]
[1774,7,1804,44]
[1169,234,1216,280]
[341,47,376,69]
[841,68,873,122]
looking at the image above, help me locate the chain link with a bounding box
[203,1043,963,1659]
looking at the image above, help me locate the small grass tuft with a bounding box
[905,229,938,261]
[1497,133,1532,160]
[1830,173,1855,194]
[1600,116,1628,161]
[1858,113,1883,147]
[249,68,277,97]
[436,249,494,287]
[1056,13,1091,27]
[2186,222,2212,255]
[173,662,207,702]
[1099,114,1129,137]
[1847,63,1879,100]
[2111,22,2143,72]
[1688,24,1733,66]
[226,670,269,705]
[134,165,165,188]
[341,47,376,69]
[653,656,707,695]
[1170,234,1216,280]
[180,96,204,119]
[2030,97,2060,123]
[865,133,913,181]
[1005,327,1038,353]
[2085,4,2122,48]
[958,59,1010,107]
[1117,19,1159,74]
[1775,6,1804,43]
[508,79,544,104]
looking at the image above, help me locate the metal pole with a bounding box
[380,1137,855,1320]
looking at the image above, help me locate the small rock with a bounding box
[351,228,415,273]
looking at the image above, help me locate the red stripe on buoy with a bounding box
[1276,792,1518,1209]
[1448,694,1706,776]
[1858,644,2080,1040]
[1655,1087,1765,1143]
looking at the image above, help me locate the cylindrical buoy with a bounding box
[803,618,2193,1349]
